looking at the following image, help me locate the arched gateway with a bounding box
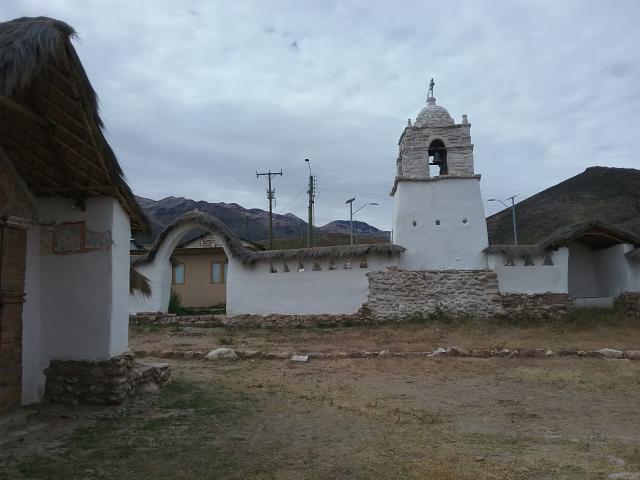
[130,210,405,315]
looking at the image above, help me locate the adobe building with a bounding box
[0,17,166,412]
[131,85,640,320]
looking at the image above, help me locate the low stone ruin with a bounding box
[43,352,170,406]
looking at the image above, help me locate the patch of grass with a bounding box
[13,378,255,480]
[218,336,233,345]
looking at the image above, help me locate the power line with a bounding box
[256,169,283,250]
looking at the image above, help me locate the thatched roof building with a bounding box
[0,16,147,231]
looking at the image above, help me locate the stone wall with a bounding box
[131,312,368,328]
[365,268,504,320]
[502,293,571,318]
[615,292,640,317]
[43,352,170,405]
[0,225,27,413]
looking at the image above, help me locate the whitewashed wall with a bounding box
[226,255,397,315]
[488,248,569,294]
[392,178,489,270]
[21,196,130,405]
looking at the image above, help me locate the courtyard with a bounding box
[2,317,640,480]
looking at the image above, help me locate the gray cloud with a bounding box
[4,0,640,228]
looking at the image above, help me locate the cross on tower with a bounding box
[428,78,435,98]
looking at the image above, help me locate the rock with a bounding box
[598,348,624,359]
[606,455,626,467]
[471,349,491,358]
[378,350,392,358]
[447,346,470,357]
[205,348,239,360]
[428,347,448,357]
[624,350,640,360]
[291,355,308,362]
[545,350,555,357]
[608,473,640,480]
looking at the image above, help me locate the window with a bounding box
[428,139,448,176]
[173,263,185,285]
[211,262,225,284]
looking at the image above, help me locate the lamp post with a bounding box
[346,199,378,245]
[345,198,355,245]
[305,159,314,247]
[488,195,518,245]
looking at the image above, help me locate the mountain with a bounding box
[487,166,640,244]
[135,195,389,245]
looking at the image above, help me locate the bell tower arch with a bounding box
[391,81,488,270]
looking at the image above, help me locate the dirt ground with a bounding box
[129,315,640,354]
[3,321,640,479]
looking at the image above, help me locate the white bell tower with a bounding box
[391,80,488,270]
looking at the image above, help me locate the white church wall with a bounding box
[37,197,128,361]
[226,256,397,315]
[488,248,569,294]
[592,243,636,297]
[22,225,44,405]
[393,177,488,270]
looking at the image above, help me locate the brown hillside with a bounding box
[487,166,640,245]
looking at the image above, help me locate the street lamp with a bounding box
[346,199,378,245]
[345,198,355,245]
[488,195,518,245]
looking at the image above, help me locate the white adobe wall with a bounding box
[129,222,197,314]
[21,196,130,405]
[487,248,569,294]
[22,226,44,405]
[392,177,488,270]
[226,256,397,315]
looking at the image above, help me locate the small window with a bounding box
[328,259,336,270]
[543,254,554,266]
[173,263,185,285]
[435,219,441,226]
[504,257,515,267]
[343,258,352,269]
[412,220,417,227]
[297,260,305,272]
[462,218,468,224]
[211,262,224,283]
[359,257,368,268]
[270,262,278,273]
[312,260,322,271]
[524,257,535,266]
[283,261,290,272]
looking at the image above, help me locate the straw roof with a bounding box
[626,247,640,262]
[135,210,405,266]
[0,17,148,231]
[484,244,542,259]
[537,221,640,250]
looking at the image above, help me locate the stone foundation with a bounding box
[615,292,640,317]
[131,312,368,328]
[501,293,572,318]
[43,352,170,405]
[365,268,504,320]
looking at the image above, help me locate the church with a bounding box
[131,85,640,320]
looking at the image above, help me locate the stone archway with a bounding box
[130,210,253,314]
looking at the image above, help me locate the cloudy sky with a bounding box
[5,0,640,229]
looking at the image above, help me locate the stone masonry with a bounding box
[365,268,505,320]
[614,292,640,317]
[44,352,170,406]
[502,293,571,318]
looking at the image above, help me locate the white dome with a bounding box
[414,97,454,128]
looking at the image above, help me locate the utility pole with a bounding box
[488,195,518,245]
[305,159,315,247]
[346,197,355,246]
[256,169,283,249]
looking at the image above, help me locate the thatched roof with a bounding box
[537,221,640,250]
[0,17,148,231]
[129,265,151,297]
[484,244,543,259]
[134,210,405,266]
[626,247,640,262]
